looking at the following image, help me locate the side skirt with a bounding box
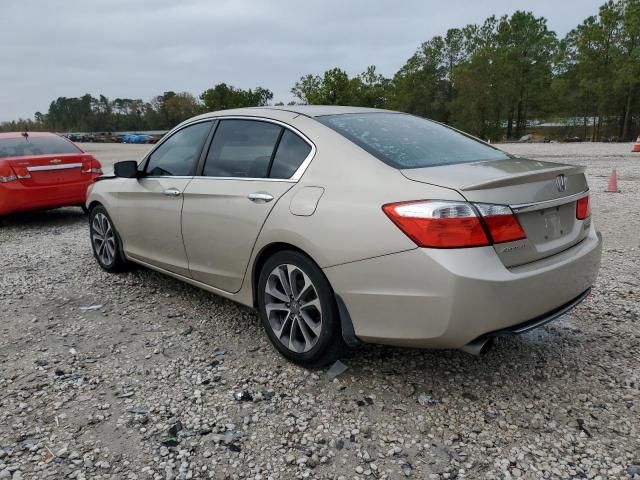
[125,256,253,308]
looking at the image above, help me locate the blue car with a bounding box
[121,134,155,144]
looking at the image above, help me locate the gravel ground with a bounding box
[0,143,638,480]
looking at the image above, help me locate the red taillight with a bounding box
[383,200,527,248]
[10,165,31,180]
[81,157,103,175]
[0,163,18,183]
[474,204,527,244]
[382,201,490,248]
[576,195,591,220]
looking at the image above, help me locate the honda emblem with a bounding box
[555,174,567,192]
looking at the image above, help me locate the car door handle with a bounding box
[163,188,182,197]
[248,192,274,203]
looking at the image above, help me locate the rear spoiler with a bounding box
[461,165,585,191]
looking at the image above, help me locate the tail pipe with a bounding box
[460,337,494,356]
[459,289,592,356]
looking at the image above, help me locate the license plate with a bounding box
[543,211,562,240]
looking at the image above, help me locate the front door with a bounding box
[181,119,313,292]
[115,120,213,276]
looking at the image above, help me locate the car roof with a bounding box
[257,105,393,117]
[192,105,397,121]
[0,131,59,139]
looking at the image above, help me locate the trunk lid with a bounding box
[6,153,93,187]
[401,158,590,267]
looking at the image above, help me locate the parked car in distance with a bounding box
[67,133,89,142]
[120,134,156,144]
[87,132,116,143]
[0,132,102,219]
[86,106,602,366]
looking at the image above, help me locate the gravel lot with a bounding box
[1,143,638,480]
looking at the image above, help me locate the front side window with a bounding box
[269,130,312,179]
[0,135,81,158]
[203,120,282,178]
[145,121,212,176]
[316,113,509,169]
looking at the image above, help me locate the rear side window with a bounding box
[0,135,81,158]
[316,113,509,168]
[204,120,282,178]
[270,130,312,179]
[145,121,212,176]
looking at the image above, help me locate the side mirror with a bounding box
[114,160,139,178]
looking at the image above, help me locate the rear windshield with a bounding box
[0,135,81,158]
[316,113,509,169]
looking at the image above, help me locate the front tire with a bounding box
[89,205,128,272]
[257,250,345,367]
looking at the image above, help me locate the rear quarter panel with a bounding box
[251,115,468,269]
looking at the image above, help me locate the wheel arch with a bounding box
[250,241,361,347]
[87,200,103,212]
[251,242,319,308]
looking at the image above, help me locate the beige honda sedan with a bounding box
[86,106,602,366]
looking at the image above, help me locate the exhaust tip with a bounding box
[460,337,494,356]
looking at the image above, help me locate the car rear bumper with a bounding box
[0,180,93,215]
[324,224,602,349]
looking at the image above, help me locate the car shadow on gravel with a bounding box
[94,249,592,400]
[0,207,87,229]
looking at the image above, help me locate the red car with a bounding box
[0,132,102,219]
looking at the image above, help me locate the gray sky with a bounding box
[0,0,604,122]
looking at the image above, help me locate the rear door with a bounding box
[181,119,313,293]
[114,120,213,276]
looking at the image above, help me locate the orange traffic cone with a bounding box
[605,168,619,193]
[633,136,640,152]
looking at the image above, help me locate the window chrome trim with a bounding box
[138,118,216,173]
[138,115,316,182]
[201,115,316,182]
[510,189,589,213]
[139,176,195,180]
[27,163,82,172]
[195,176,295,183]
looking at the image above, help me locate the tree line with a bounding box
[2,0,638,141]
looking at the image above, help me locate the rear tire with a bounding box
[257,250,345,367]
[89,205,128,272]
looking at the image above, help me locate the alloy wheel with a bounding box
[91,212,116,266]
[264,264,323,353]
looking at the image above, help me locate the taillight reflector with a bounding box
[11,165,31,180]
[0,164,18,183]
[576,195,591,220]
[0,175,17,183]
[81,157,103,175]
[383,200,528,248]
[382,201,490,248]
[474,203,527,244]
